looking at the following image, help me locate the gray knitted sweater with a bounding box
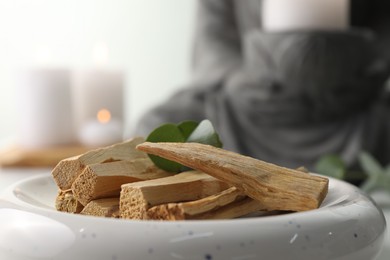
[136,0,390,170]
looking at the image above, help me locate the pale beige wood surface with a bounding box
[137,142,329,212]
[147,187,266,220]
[81,198,120,218]
[55,189,84,213]
[72,158,172,206]
[120,171,230,220]
[52,137,147,190]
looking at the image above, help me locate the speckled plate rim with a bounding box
[0,173,387,260]
[0,172,385,223]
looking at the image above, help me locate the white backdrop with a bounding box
[0,0,197,139]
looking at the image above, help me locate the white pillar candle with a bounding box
[72,69,125,147]
[15,69,75,148]
[78,108,123,147]
[262,0,350,32]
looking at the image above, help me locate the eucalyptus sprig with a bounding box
[315,154,346,180]
[146,119,222,173]
[359,152,390,193]
[315,151,390,193]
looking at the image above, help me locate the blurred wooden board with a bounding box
[0,145,90,168]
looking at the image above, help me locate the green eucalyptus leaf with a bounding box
[146,123,187,143]
[145,119,222,173]
[177,121,199,140]
[357,152,390,193]
[360,178,379,193]
[315,154,345,179]
[187,119,223,148]
[358,151,384,176]
[146,123,186,173]
[148,154,183,173]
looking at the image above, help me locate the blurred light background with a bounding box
[0,0,197,140]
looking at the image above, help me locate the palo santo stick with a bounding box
[52,137,147,190]
[81,198,120,218]
[193,197,267,220]
[171,187,245,216]
[120,171,230,220]
[147,187,265,220]
[72,158,172,206]
[137,142,329,212]
[55,190,84,213]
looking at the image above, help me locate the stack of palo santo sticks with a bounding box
[52,137,329,220]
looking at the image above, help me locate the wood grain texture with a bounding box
[137,142,329,212]
[120,171,230,220]
[81,198,120,218]
[147,187,268,220]
[72,158,172,206]
[55,189,84,213]
[52,137,147,190]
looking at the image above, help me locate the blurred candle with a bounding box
[262,0,350,31]
[15,69,75,148]
[73,69,124,144]
[78,108,122,147]
[73,42,125,147]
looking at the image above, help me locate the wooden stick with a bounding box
[192,197,267,220]
[80,198,120,218]
[120,171,230,220]
[147,187,264,220]
[52,137,147,190]
[170,187,245,216]
[137,142,329,212]
[72,158,172,206]
[55,190,84,213]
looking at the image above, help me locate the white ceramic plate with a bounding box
[0,173,386,260]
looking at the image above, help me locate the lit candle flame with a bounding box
[97,109,111,124]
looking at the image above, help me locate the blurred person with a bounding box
[135,0,390,170]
